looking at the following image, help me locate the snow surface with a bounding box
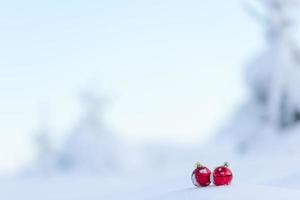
[157,183,300,200]
[4,159,300,200]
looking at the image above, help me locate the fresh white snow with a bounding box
[157,183,300,200]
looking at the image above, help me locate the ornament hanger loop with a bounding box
[224,162,229,167]
[194,162,203,168]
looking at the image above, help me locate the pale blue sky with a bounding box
[0,0,263,173]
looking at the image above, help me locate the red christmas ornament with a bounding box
[191,162,211,187]
[213,162,233,186]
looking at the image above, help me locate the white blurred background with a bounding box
[0,0,258,174]
[2,0,300,199]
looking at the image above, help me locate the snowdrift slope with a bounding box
[156,183,300,200]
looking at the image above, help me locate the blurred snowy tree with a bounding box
[35,129,53,163]
[56,90,119,174]
[245,0,300,128]
[30,90,120,175]
[32,106,57,175]
[216,0,300,154]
